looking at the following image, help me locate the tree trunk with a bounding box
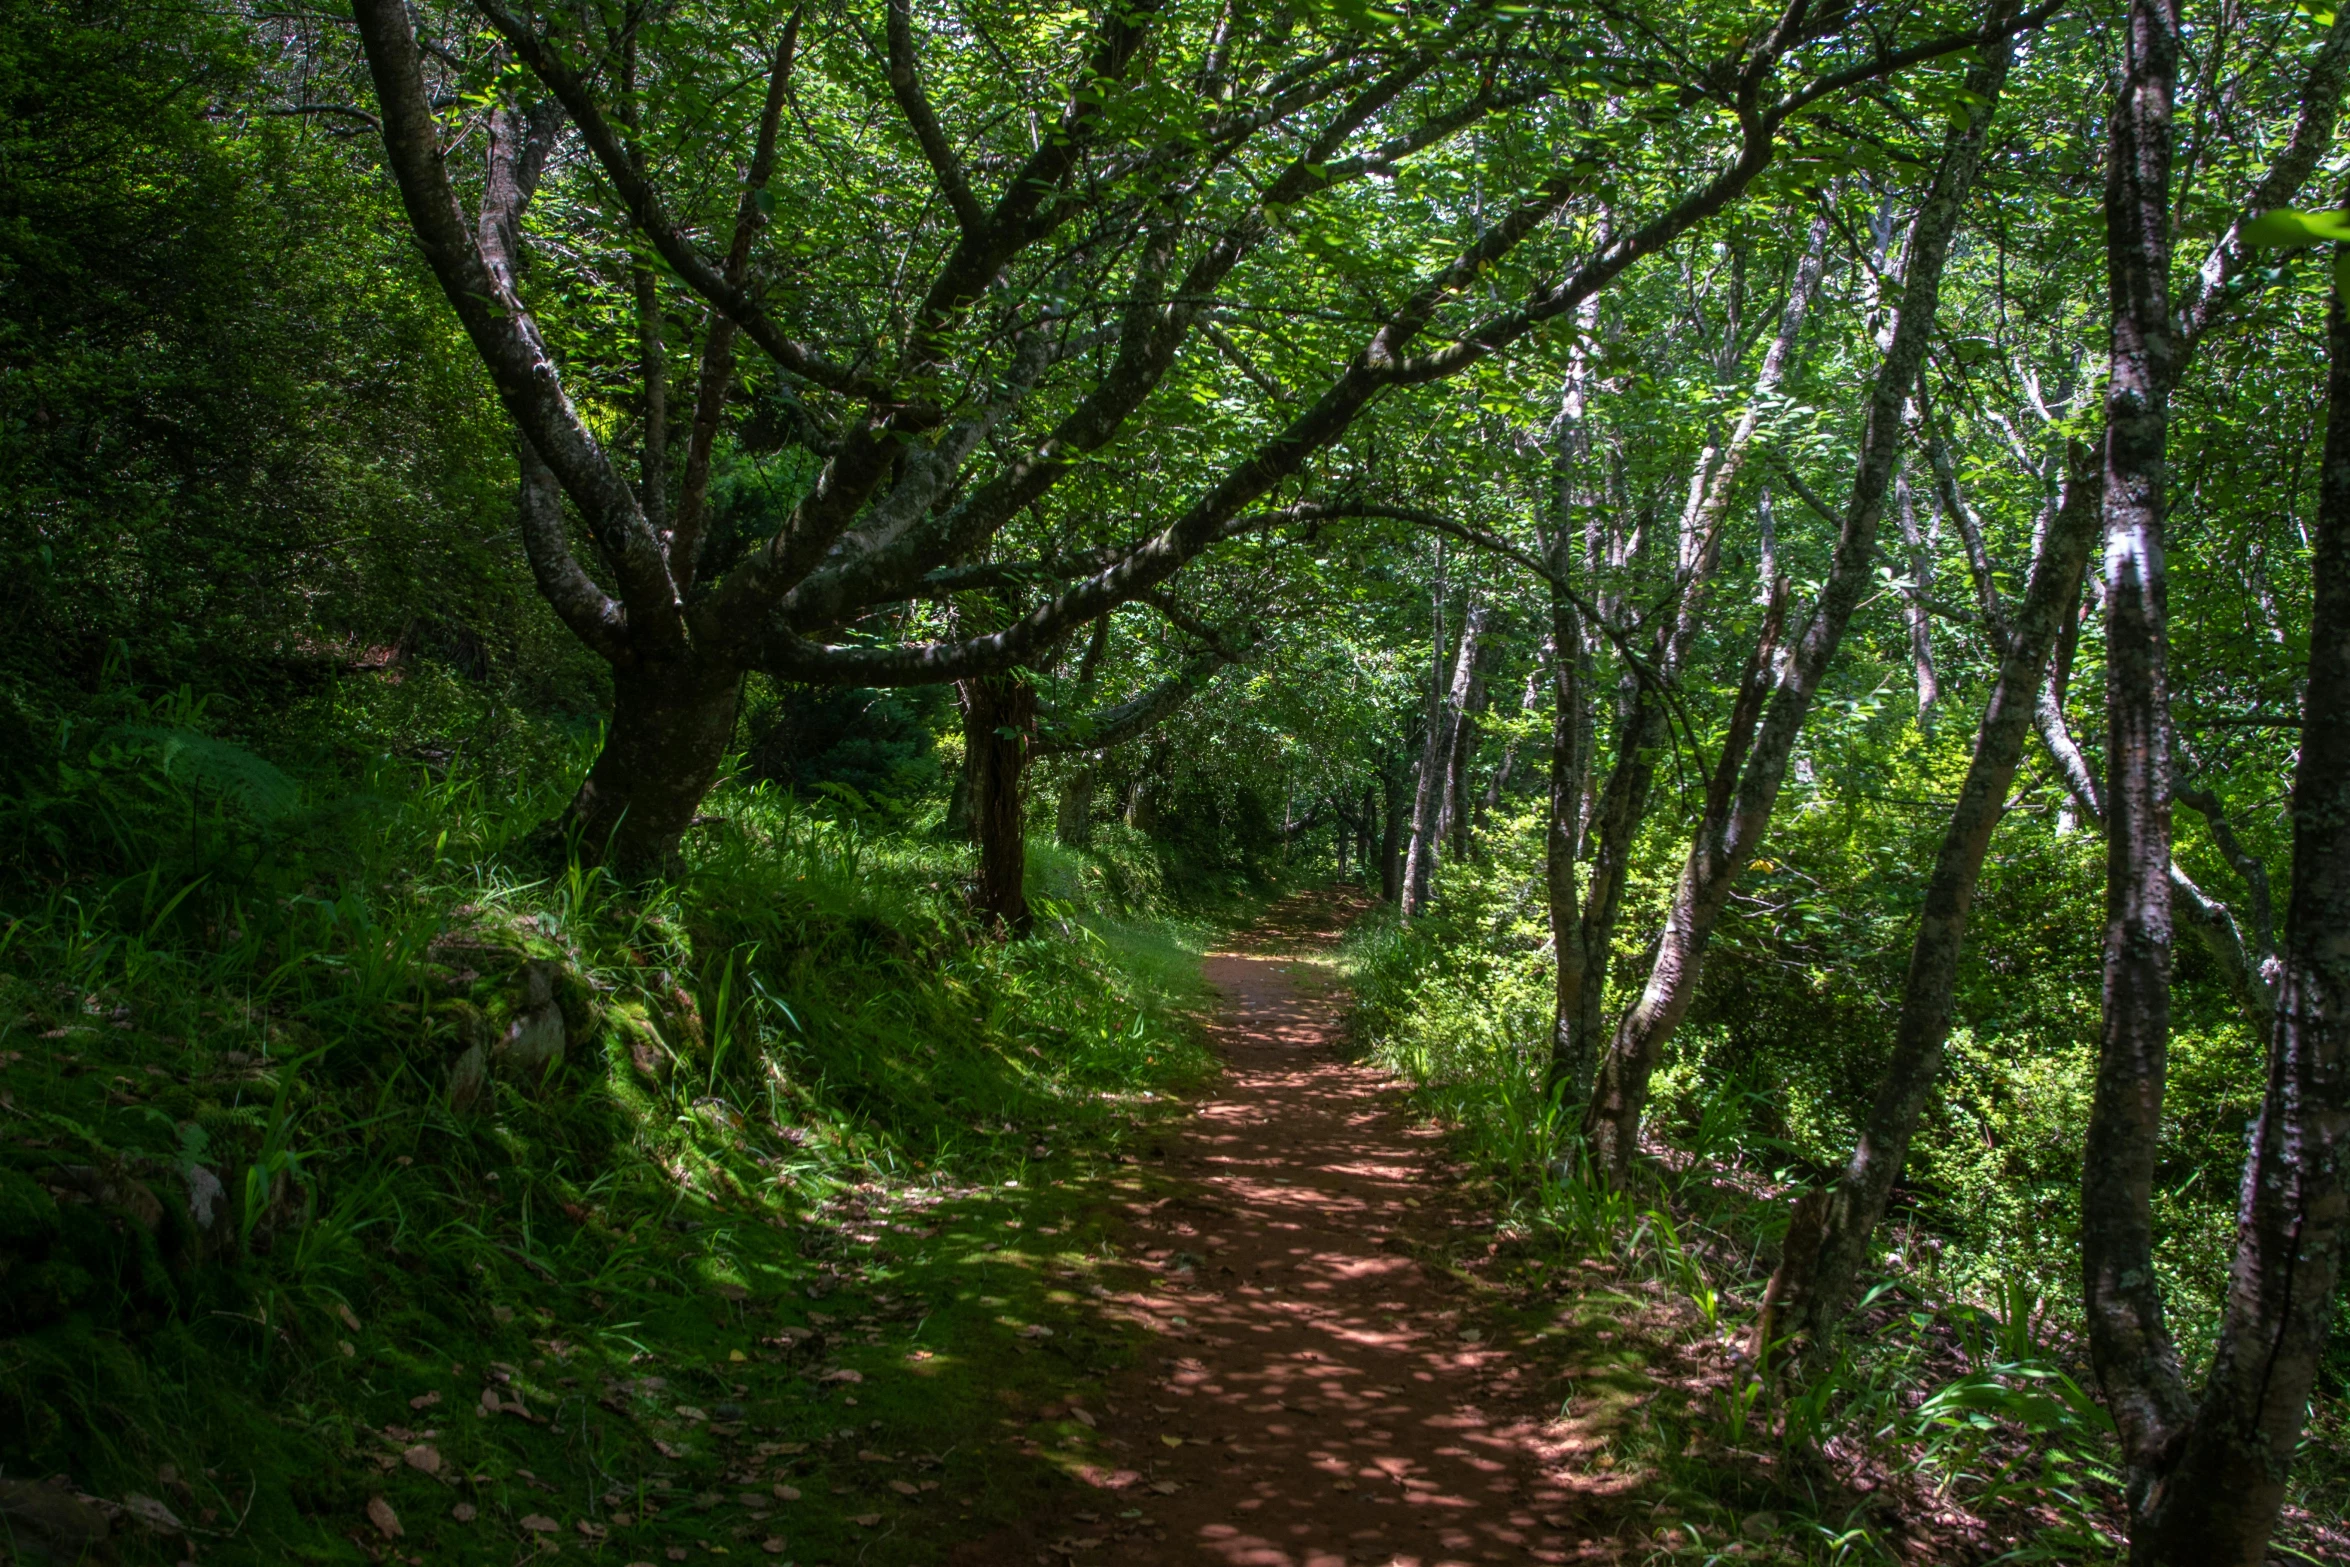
[1404,603,1487,916]
[2136,250,2350,1566]
[1893,464,1940,725]
[1583,28,2012,1187]
[1757,441,2100,1361]
[963,674,1037,935]
[1379,764,1406,903]
[1055,757,1096,848]
[1544,560,1592,1099]
[1442,654,1488,860]
[2079,0,2195,1518]
[563,658,742,877]
[1552,208,1834,1110]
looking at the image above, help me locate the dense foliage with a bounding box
[4,0,2349,1559]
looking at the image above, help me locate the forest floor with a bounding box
[0,884,1869,1566]
[951,888,1677,1567]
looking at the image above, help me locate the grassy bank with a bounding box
[0,694,1241,1564]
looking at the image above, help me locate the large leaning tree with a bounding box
[338,0,2041,873]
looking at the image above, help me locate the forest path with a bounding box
[962,888,1627,1567]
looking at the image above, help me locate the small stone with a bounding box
[520,1513,559,1532]
[125,1494,185,1534]
[451,1502,478,1522]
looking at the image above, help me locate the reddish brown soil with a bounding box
[960,889,1617,1566]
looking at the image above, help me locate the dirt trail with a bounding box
[966,889,1610,1567]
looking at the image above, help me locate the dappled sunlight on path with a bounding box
[958,889,1627,1566]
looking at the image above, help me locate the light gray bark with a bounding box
[1585,25,2014,1186]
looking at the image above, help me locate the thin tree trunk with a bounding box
[636,266,669,533]
[1558,209,1836,1103]
[1584,25,2013,1187]
[2138,251,2350,1565]
[963,674,1037,935]
[1893,464,1940,724]
[1055,761,1097,849]
[1052,616,1110,849]
[1404,603,1487,916]
[1544,544,1592,1098]
[2079,0,2196,1514]
[1442,653,1488,860]
[1379,763,1406,903]
[619,27,669,536]
[1757,441,2101,1360]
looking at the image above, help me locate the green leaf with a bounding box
[2240,208,2350,248]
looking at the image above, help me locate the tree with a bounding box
[343,0,2033,873]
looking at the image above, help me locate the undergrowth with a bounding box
[0,686,1231,1564]
[1339,811,2350,1567]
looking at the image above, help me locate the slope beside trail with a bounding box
[957,889,1633,1567]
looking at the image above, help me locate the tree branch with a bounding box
[886,0,986,236]
[353,0,677,635]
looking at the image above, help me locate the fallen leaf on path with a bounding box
[1071,1408,1096,1427]
[856,1449,891,1462]
[771,1484,800,1501]
[401,1443,441,1475]
[851,1513,881,1526]
[365,1497,402,1539]
[818,1368,862,1384]
[451,1502,478,1522]
[337,1303,362,1331]
[888,1480,918,1495]
[666,1549,689,1562]
[1159,1436,1183,1448]
[728,1349,748,1362]
[653,1438,685,1459]
[577,1520,607,1540]
[520,1514,558,1533]
[762,1539,787,1555]
[1016,1324,1054,1338]
[1150,1481,1180,1494]
[409,1391,442,1410]
[674,1404,708,1421]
